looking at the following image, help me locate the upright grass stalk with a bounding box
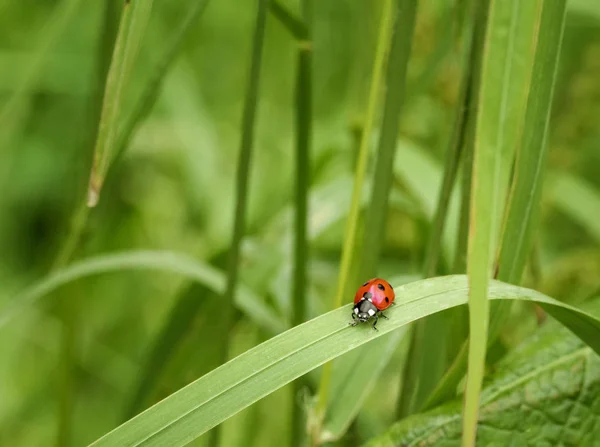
[462,0,532,442]
[423,0,568,416]
[357,0,417,278]
[269,0,307,39]
[396,0,478,419]
[290,0,312,444]
[87,0,154,207]
[48,0,214,437]
[214,0,268,445]
[53,3,119,445]
[309,0,395,442]
[112,0,212,167]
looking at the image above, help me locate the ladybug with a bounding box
[350,278,395,331]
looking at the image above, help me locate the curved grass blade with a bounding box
[364,299,600,446]
[89,275,600,447]
[0,250,283,334]
[320,275,419,442]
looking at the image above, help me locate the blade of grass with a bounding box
[310,0,398,439]
[320,274,420,442]
[314,0,417,439]
[87,0,154,207]
[424,0,568,413]
[88,275,600,447]
[358,0,417,278]
[269,0,307,40]
[463,0,536,442]
[291,0,312,444]
[53,4,120,443]
[0,250,283,334]
[112,0,212,168]
[396,0,478,419]
[549,171,600,243]
[214,0,268,444]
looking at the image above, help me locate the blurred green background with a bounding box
[1,0,600,446]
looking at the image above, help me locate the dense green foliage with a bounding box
[1,0,600,446]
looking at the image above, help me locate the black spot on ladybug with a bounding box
[385,297,390,303]
[377,283,385,291]
[362,281,369,287]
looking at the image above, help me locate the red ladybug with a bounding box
[350,278,395,331]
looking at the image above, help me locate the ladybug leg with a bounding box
[371,315,379,331]
[380,312,389,320]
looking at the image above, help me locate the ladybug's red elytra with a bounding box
[350,278,395,331]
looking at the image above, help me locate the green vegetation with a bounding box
[1,1,600,446]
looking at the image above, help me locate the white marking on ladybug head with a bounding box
[368,298,373,303]
[354,307,359,314]
[367,308,376,316]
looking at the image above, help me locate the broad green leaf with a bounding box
[87,0,154,206]
[89,276,600,447]
[363,301,600,446]
[0,250,284,334]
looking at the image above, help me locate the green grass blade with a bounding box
[320,275,419,443]
[87,275,600,447]
[364,300,600,446]
[423,0,569,415]
[463,0,527,442]
[112,0,212,168]
[312,0,396,436]
[397,0,478,418]
[215,1,268,442]
[359,0,417,276]
[269,0,307,40]
[549,171,600,243]
[291,0,312,443]
[221,0,268,358]
[87,0,154,207]
[320,329,406,443]
[0,250,284,334]
[496,0,567,283]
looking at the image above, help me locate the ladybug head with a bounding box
[353,297,378,322]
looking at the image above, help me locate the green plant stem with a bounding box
[358,0,417,278]
[87,0,153,207]
[214,0,268,445]
[311,0,395,441]
[396,0,478,419]
[269,0,307,39]
[291,1,312,445]
[112,0,212,168]
[53,3,119,444]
